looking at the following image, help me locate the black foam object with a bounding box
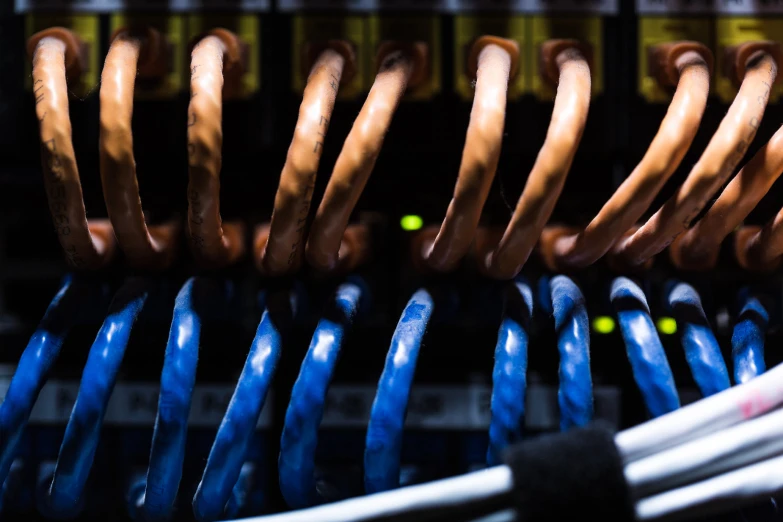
[502,422,635,521]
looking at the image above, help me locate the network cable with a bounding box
[100,27,179,270]
[279,280,364,508]
[28,28,116,269]
[186,31,247,268]
[731,290,768,385]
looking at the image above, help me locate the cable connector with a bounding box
[27,27,86,80]
[725,41,783,87]
[466,35,519,83]
[303,39,357,88]
[649,41,713,88]
[540,39,591,88]
[109,25,169,79]
[376,41,429,88]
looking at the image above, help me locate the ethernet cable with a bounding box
[424,37,516,272]
[613,44,779,267]
[487,281,532,466]
[482,41,591,279]
[364,288,435,494]
[666,282,730,397]
[186,31,247,268]
[129,278,229,521]
[193,288,297,521]
[549,276,592,430]
[610,277,679,417]
[43,278,151,516]
[260,43,353,274]
[669,124,783,270]
[100,28,179,270]
[0,276,99,504]
[28,28,116,269]
[306,43,426,272]
[731,290,768,385]
[540,43,711,270]
[279,280,364,508]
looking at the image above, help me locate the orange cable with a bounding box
[187,32,245,268]
[484,44,591,279]
[612,49,778,267]
[260,47,348,274]
[29,31,115,270]
[543,46,710,270]
[99,29,178,270]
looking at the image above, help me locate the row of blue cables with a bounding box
[0,274,770,520]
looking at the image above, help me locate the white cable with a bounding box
[635,453,783,521]
[626,407,783,497]
[222,466,513,522]
[615,361,783,463]
[469,509,517,522]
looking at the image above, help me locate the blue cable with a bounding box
[364,288,434,494]
[44,278,151,516]
[193,289,296,522]
[731,291,768,385]
[278,282,364,508]
[610,277,679,417]
[486,281,532,466]
[0,276,93,502]
[130,278,227,521]
[549,276,593,431]
[667,282,731,397]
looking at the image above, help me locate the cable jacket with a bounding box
[193,290,295,521]
[364,289,434,494]
[100,32,177,270]
[667,283,730,397]
[731,291,768,385]
[487,281,533,466]
[46,278,151,514]
[549,276,592,430]
[611,277,679,418]
[263,49,345,274]
[0,277,89,495]
[32,37,115,269]
[307,50,412,271]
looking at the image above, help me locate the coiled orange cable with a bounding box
[100,29,178,270]
[670,124,783,270]
[187,31,246,268]
[483,42,591,279]
[260,45,351,274]
[542,44,710,270]
[425,38,516,273]
[29,29,115,270]
[612,46,778,267]
[305,44,425,272]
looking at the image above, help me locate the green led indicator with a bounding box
[656,317,678,335]
[592,316,615,334]
[400,215,424,231]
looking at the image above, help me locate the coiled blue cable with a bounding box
[193,289,297,522]
[549,276,592,431]
[0,276,94,506]
[128,278,227,521]
[279,281,364,508]
[364,288,434,494]
[44,277,151,516]
[610,277,679,417]
[731,291,768,385]
[667,282,730,397]
[486,281,532,466]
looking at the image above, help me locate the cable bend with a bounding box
[425,38,516,272]
[543,44,711,270]
[261,45,352,275]
[484,42,592,280]
[306,43,425,272]
[187,32,246,268]
[29,30,116,270]
[613,45,779,267]
[100,29,179,270]
[671,124,783,270]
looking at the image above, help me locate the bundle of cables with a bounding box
[219,360,783,522]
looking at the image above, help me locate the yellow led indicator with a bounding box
[656,317,678,335]
[400,215,424,231]
[592,316,615,334]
